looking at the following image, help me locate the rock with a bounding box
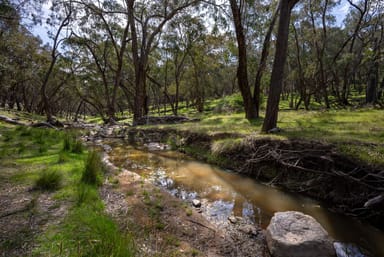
[334,242,366,257]
[266,211,335,257]
[228,216,237,224]
[102,144,112,153]
[268,127,282,133]
[144,142,168,151]
[192,199,201,208]
[239,224,258,236]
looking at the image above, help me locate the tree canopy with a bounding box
[1,0,383,128]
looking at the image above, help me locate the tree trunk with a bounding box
[229,0,257,120]
[366,61,379,104]
[262,0,299,132]
[254,1,280,118]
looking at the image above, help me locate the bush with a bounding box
[34,169,62,191]
[81,151,103,186]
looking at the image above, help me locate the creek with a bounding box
[108,141,384,257]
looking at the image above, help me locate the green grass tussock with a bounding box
[82,150,104,186]
[34,168,62,191]
[63,132,84,153]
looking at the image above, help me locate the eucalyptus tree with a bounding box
[262,0,299,132]
[289,0,338,109]
[362,0,384,104]
[149,15,206,115]
[126,0,200,125]
[0,0,46,112]
[229,0,258,120]
[227,0,280,119]
[69,0,130,124]
[331,0,369,105]
[40,0,73,124]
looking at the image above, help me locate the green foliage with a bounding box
[34,169,62,191]
[37,206,135,257]
[57,151,70,163]
[1,124,136,256]
[76,183,100,206]
[63,132,84,153]
[62,134,72,152]
[81,150,103,186]
[211,94,244,114]
[72,140,84,153]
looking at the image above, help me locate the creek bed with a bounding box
[108,141,384,257]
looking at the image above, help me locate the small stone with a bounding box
[192,199,201,208]
[239,224,258,236]
[228,216,237,224]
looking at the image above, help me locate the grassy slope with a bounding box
[0,123,135,256]
[142,96,384,167]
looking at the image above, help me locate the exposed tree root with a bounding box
[217,137,384,229]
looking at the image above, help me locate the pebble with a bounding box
[228,216,237,224]
[192,199,201,208]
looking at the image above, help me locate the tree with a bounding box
[253,1,280,117]
[262,0,299,132]
[229,0,258,120]
[40,0,73,124]
[127,0,199,125]
[69,0,130,124]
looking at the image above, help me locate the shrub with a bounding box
[81,150,103,186]
[34,169,62,191]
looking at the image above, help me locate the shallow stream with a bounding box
[108,142,384,257]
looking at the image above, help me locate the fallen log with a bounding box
[0,115,27,126]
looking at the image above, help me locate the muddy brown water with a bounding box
[108,142,384,257]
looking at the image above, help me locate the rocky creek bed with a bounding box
[96,143,270,257]
[85,124,384,257]
[87,125,384,232]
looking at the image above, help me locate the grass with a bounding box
[0,123,136,256]
[34,168,62,191]
[140,104,384,166]
[82,150,103,185]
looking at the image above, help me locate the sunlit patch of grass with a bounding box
[0,124,136,256]
[140,100,384,166]
[36,206,135,257]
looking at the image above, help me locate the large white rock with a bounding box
[266,211,335,257]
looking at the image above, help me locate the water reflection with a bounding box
[109,143,384,257]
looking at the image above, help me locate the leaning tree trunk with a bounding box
[229,0,258,120]
[262,0,299,132]
[254,1,280,118]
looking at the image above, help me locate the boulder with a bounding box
[266,211,335,257]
